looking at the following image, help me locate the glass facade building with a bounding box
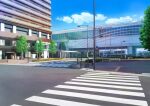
[52,22,150,57]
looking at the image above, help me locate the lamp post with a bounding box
[93,0,96,70]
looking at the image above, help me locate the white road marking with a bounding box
[26,96,99,106]
[86,71,138,76]
[81,74,138,78]
[42,89,148,106]
[56,85,145,97]
[11,104,22,106]
[65,81,143,90]
[76,76,140,83]
[72,79,141,86]
[80,75,139,80]
[84,73,109,75]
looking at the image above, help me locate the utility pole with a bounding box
[93,0,96,70]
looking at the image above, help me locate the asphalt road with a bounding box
[0,65,85,106]
[0,64,150,106]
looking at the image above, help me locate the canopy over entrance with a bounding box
[60,50,80,58]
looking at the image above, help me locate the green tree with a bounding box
[140,6,150,51]
[34,39,44,58]
[49,40,57,57]
[16,36,28,59]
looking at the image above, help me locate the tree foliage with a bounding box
[140,6,150,51]
[49,40,57,55]
[16,36,28,59]
[34,39,44,58]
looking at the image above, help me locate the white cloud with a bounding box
[56,16,73,23]
[140,16,144,20]
[96,14,107,21]
[57,13,143,25]
[105,16,135,25]
[56,12,107,25]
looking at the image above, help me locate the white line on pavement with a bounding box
[11,104,22,106]
[80,75,139,80]
[71,79,141,86]
[65,81,143,90]
[81,74,138,78]
[86,71,139,76]
[56,85,145,97]
[26,96,99,106]
[76,77,140,83]
[42,89,148,106]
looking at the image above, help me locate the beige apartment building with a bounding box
[0,0,51,59]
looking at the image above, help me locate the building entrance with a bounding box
[5,52,15,59]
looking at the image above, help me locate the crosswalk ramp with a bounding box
[11,71,148,106]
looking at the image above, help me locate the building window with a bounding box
[17,26,29,35]
[5,24,13,32]
[41,32,47,38]
[5,40,12,46]
[32,30,38,36]
[0,39,5,46]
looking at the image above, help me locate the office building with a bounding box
[0,0,51,59]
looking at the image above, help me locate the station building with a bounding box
[52,22,150,58]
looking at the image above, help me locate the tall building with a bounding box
[52,22,150,58]
[0,0,51,59]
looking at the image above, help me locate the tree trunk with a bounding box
[52,53,53,58]
[39,53,40,59]
[37,52,39,60]
[21,52,24,60]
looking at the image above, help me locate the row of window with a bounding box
[1,11,50,29]
[3,23,48,38]
[52,25,142,41]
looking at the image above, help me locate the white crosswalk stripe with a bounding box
[26,96,100,106]
[76,76,140,83]
[56,85,145,97]
[42,89,148,106]
[81,74,139,78]
[65,81,143,90]
[71,79,141,86]
[11,104,22,106]
[12,71,148,106]
[80,75,138,80]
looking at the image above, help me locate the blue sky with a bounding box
[51,0,150,31]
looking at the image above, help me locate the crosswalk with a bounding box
[11,71,148,106]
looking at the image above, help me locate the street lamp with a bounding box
[93,0,96,70]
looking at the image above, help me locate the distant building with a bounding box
[52,22,150,58]
[0,0,51,59]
